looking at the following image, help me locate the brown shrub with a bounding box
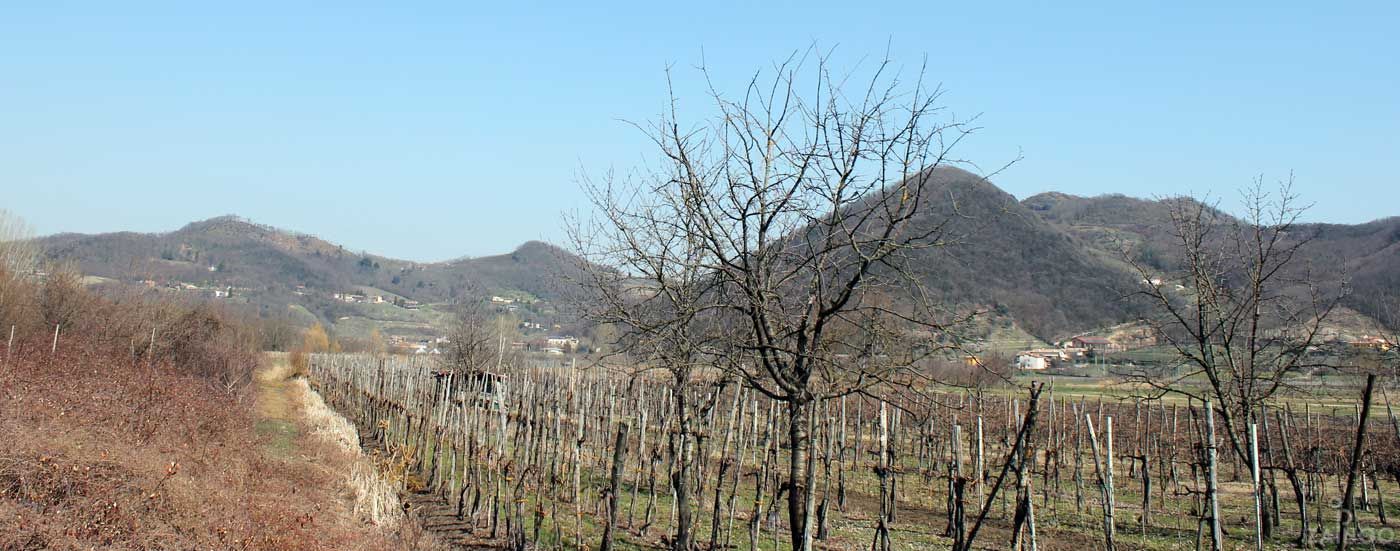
[289,349,310,378]
[0,280,431,549]
[924,354,1013,389]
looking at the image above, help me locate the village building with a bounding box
[1015,348,1069,370]
[1350,335,1393,352]
[1016,355,1048,370]
[1068,335,1115,353]
[546,336,579,350]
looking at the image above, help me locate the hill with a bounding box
[860,167,1147,341]
[34,181,1398,346]
[36,216,586,340]
[1022,192,1400,335]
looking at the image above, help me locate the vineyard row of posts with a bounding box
[307,353,1400,550]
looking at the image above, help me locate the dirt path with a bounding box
[255,353,303,456]
[256,354,479,549]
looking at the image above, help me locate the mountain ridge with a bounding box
[33,176,1400,342]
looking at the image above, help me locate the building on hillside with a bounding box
[1060,347,1089,358]
[546,336,579,350]
[1350,335,1393,352]
[1015,355,1048,370]
[1023,348,1069,360]
[1069,336,1115,353]
[1015,348,1068,370]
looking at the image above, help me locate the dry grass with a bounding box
[292,370,406,528]
[0,281,442,550]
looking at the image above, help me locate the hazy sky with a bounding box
[4,2,1396,261]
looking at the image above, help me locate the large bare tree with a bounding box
[568,167,731,551]
[1122,179,1343,470]
[571,49,988,551]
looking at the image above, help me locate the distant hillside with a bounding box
[868,167,1147,341]
[1022,192,1400,335]
[36,216,586,338]
[34,182,1397,345]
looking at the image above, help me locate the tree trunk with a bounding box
[787,399,812,551]
[673,391,694,551]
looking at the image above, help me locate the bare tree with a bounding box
[1122,178,1343,470]
[569,151,733,551]
[0,210,40,330]
[444,292,508,374]
[572,48,989,551]
[0,209,40,277]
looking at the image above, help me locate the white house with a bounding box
[1015,355,1048,370]
[546,336,579,349]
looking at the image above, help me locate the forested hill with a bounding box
[868,167,1149,340]
[1022,191,1400,335]
[34,177,1399,342]
[36,216,587,329]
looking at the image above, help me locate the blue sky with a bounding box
[3,2,1396,260]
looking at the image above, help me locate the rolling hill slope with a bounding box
[36,216,587,339]
[1022,192,1400,335]
[861,167,1148,340]
[34,177,1398,344]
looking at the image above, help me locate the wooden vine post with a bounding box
[1336,374,1376,551]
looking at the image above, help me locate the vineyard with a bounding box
[307,354,1400,550]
